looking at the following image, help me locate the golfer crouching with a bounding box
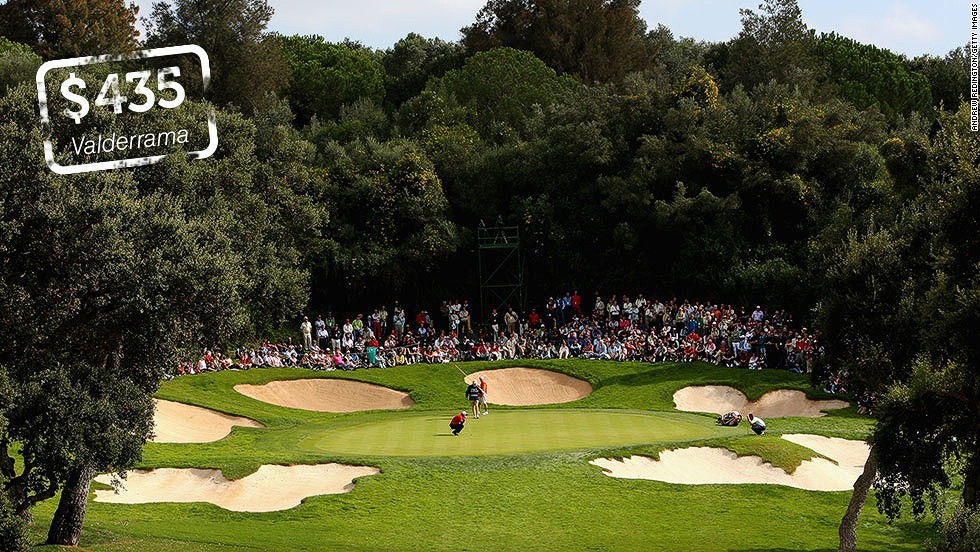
[450,411,467,435]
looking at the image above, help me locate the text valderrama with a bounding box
[70,129,191,155]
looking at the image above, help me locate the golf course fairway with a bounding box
[22,362,936,551]
[302,409,722,456]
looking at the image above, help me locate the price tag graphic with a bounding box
[35,45,218,175]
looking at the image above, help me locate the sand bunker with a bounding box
[781,433,871,473]
[94,463,380,512]
[152,399,264,443]
[234,379,414,412]
[464,367,592,405]
[590,434,870,492]
[673,385,849,418]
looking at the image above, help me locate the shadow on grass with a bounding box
[729,549,834,552]
[727,518,935,552]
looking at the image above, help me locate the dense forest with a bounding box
[3,0,970,316]
[2,0,979,549]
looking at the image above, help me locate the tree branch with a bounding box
[15,478,58,518]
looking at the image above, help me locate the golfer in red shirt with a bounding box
[450,411,466,435]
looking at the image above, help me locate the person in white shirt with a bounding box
[300,316,313,349]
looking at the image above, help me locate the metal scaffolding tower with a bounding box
[477,223,526,325]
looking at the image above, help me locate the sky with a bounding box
[133,0,972,59]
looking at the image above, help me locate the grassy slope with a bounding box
[27,360,934,551]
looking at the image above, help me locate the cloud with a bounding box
[877,4,942,41]
[638,0,743,43]
[836,2,942,54]
[269,0,486,46]
[131,0,488,48]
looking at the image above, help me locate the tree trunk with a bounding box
[46,461,96,546]
[962,455,980,507]
[839,447,878,552]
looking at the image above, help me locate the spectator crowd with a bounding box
[175,292,823,379]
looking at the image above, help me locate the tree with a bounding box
[383,33,464,109]
[276,35,386,125]
[144,0,287,113]
[307,136,460,300]
[651,185,746,296]
[927,503,980,551]
[644,25,708,87]
[0,473,28,552]
[0,374,28,552]
[712,0,820,93]
[811,32,932,119]
[673,65,719,109]
[0,0,138,59]
[462,0,649,83]
[879,117,932,200]
[871,105,980,517]
[816,220,919,552]
[818,103,980,551]
[0,37,41,94]
[908,47,971,112]
[418,47,577,141]
[312,97,394,144]
[739,0,808,52]
[0,80,321,545]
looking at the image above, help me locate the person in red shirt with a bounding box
[449,411,467,435]
[571,290,582,316]
[528,309,541,327]
[683,341,697,362]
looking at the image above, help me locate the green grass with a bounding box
[300,409,723,457]
[25,360,935,551]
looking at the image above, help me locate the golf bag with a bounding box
[717,411,742,427]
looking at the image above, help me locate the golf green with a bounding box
[301,409,723,456]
